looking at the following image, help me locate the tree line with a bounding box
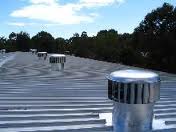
[0,3,176,73]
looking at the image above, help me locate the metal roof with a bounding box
[0,52,176,131]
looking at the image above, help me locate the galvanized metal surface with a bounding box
[0,52,176,131]
[30,49,37,54]
[37,52,47,60]
[108,70,160,132]
[49,54,66,63]
[113,103,154,132]
[49,54,66,71]
[108,81,160,104]
[107,70,160,83]
[0,49,6,54]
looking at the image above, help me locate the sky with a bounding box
[0,0,175,39]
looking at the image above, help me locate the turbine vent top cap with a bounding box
[107,69,160,104]
[107,69,160,83]
[49,54,66,64]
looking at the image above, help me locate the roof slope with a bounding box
[0,52,176,132]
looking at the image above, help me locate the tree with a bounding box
[55,37,68,53]
[134,3,176,72]
[73,33,79,38]
[16,31,30,51]
[0,37,7,50]
[31,31,55,52]
[9,32,17,41]
[95,29,119,61]
[8,32,17,51]
[0,3,175,73]
[81,31,88,38]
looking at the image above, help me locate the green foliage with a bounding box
[0,37,7,49]
[31,31,55,53]
[16,32,30,51]
[55,37,68,53]
[134,2,176,72]
[1,3,176,73]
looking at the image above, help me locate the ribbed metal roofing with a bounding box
[0,52,176,131]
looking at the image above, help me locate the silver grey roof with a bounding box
[0,52,176,131]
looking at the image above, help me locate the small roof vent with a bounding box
[30,49,37,54]
[107,69,160,104]
[37,52,47,60]
[107,69,160,132]
[49,54,66,71]
[0,49,6,54]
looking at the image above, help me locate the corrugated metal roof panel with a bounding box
[0,52,176,131]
